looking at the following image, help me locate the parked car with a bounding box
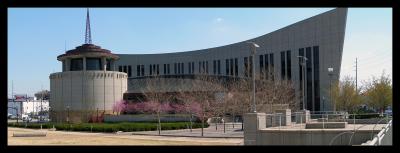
[22,114,32,122]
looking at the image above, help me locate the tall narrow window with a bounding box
[270,53,274,81]
[199,62,201,73]
[299,48,304,90]
[149,65,153,75]
[206,61,208,74]
[235,58,238,76]
[218,60,221,75]
[106,59,112,71]
[213,60,216,75]
[128,65,132,77]
[141,65,144,76]
[287,50,291,80]
[119,66,123,72]
[260,55,264,79]
[249,56,253,77]
[230,58,234,76]
[124,65,127,73]
[265,54,269,80]
[181,63,184,74]
[306,47,312,111]
[157,64,159,75]
[244,57,248,77]
[167,64,170,74]
[136,65,140,76]
[313,46,320,111]
[281,51,286,80]
[226,59,229,75]
[164,64,167,74]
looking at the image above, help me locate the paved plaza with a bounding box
[8,127,243,145]
[127,122,244,138]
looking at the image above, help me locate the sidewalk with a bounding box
[127,122,244,138]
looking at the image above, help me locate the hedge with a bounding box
[7,122,209,133]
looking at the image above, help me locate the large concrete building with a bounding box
[49,8,347,123]
[114,8,348,112]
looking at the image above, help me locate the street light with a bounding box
[247,41,259,113]
[328,67,334,112]
[297,56,308,110]
[66,106,70,124]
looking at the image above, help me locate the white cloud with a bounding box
[214,17,223,23]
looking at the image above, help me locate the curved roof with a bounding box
[57,44,119,61]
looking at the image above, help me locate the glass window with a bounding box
[218,60,221,75]
[281,51,286,80]
[86,58,102,71]
[299,48,304,91]
[270,53,274,80]
[265,54,269,80]
[70,58,83,71]
[313,46,320,111]
[124,65,127,73]
[141,65,145,76]
[287,50,291,80]
[230,58,234,76]
[181,63,184,74]
[138,65,140,76]
[157,64,159,75]
[260,55,264,79]
[128,66,132,77]
[164,64,167,74]
[167,64,170,74]
[106,59,112,71]
[306,47,312,111]
[150,64,153,75]
[235,58,238,76]
[226,59,229,75]
[244,57,248,77]
[249,56,253,77]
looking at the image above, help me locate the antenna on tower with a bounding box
[85,8,92,44]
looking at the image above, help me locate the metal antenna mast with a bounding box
[85,8,92,44]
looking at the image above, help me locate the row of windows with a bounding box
[68,58,112,71]
[213,60,221,75]
[118,65,132,77]
[257,53,276,81]
[150,64,160,76]
[298,46,320,111]
[136,65,145,77]
[174,63,184,74]
[280,50,292,80]
[225,58,238,76]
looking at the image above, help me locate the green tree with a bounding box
[364,72,392,114]
[331,76,361,113]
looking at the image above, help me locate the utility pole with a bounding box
[355,58,358,93]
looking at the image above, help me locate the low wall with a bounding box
[104,114,193,122]
[257,129,375,145]
[320,118,390,124]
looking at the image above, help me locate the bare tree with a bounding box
[141,75,174,135]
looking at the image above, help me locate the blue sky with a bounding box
[8,8,392,96]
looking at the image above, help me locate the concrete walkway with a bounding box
[126,122,244,138]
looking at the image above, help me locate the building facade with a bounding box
[114,8,348,112]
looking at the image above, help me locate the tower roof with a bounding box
[57,44,119,61]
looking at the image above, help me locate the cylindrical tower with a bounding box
[49,44,127,123]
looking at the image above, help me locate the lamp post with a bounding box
[297,56,308,110]
[247,42,259,113]
[328,67,334,112]
[66,106,70,124]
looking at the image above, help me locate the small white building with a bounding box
[7,99,49,117]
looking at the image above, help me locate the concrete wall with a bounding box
[244,112,382,145]
[49,71,127,123]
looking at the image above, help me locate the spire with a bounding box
[85,8,92,44]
